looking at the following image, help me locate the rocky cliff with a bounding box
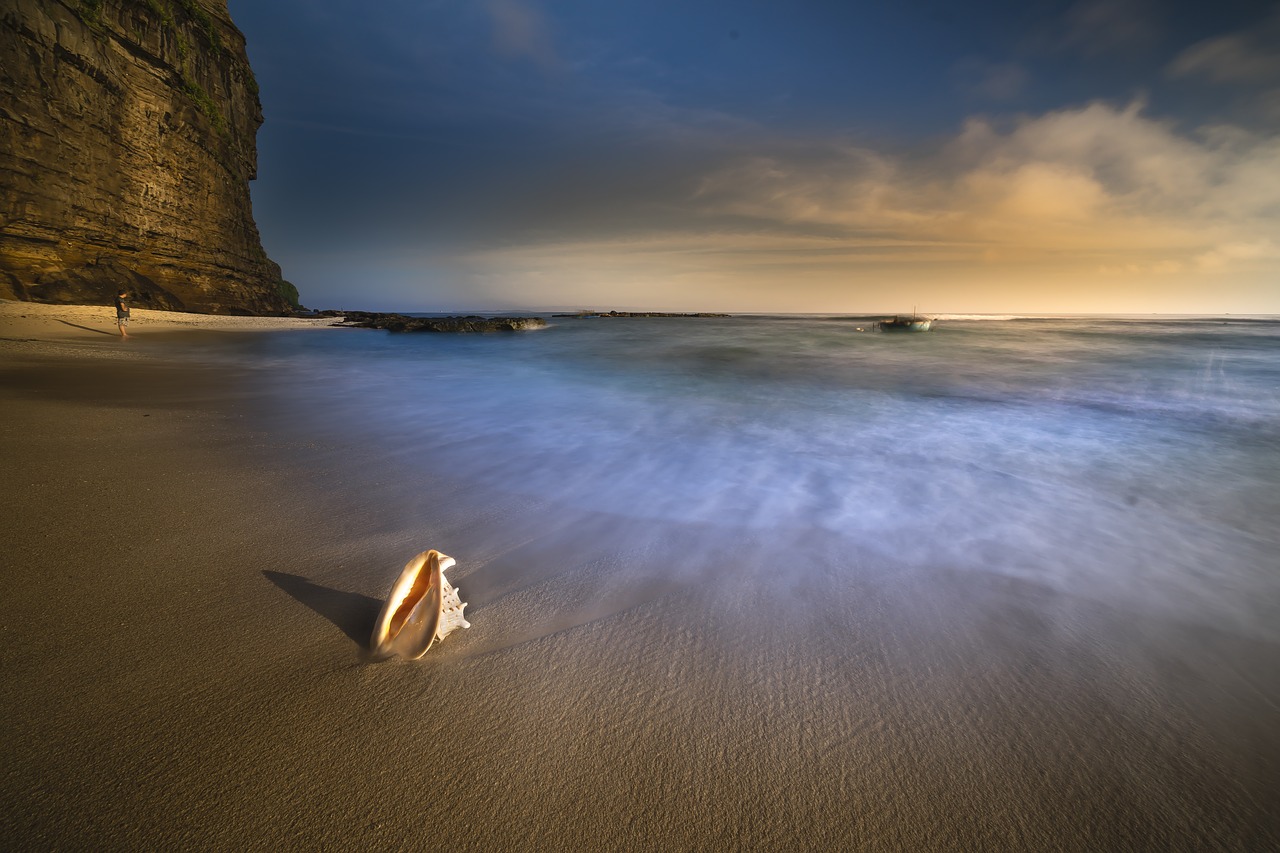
[0,0,291,314]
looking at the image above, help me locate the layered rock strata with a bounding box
[0,0,290,314]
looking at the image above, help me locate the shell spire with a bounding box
[370,550,470,659]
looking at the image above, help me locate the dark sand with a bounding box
[1,313,1277,850]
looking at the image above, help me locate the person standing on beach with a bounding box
[115,290,130,338]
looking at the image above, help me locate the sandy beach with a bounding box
[2,300,1277,850]
[0,300,337,344]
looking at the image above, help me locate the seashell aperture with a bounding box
[370,549,470,659]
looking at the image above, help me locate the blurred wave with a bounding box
[207,314,1280,642]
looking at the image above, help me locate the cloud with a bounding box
[952,59,1029,101]
[1168,9,1280,83]
[1195,239,1280,270]
[486,0,564,73]
[694,100,1280,261]
[1097,260,1184,276]
[1057,0,1163,56]
[430,95,1280,308]
[1262,88,1280,122]
[459,99,1280,311]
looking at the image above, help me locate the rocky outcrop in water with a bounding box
[0,0,292,314]
[329,311,547,333]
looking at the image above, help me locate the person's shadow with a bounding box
[55,319,117,336]
[262,571,382,647]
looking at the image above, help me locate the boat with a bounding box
[878,314,934,332]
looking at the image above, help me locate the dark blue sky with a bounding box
[228,0,1280,313]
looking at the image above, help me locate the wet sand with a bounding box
[1,301,1277,850]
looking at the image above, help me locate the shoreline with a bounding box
[0,298,341,347]
[2,308,1277,849]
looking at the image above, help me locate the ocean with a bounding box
[207,313,1280,645]
[67,310,1274,847]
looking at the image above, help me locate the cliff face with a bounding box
[0,0,290,314]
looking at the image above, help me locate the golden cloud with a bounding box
[459,101,1280,311]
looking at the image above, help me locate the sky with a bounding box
[226,0,1280,314]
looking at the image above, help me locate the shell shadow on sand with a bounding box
[262,514,726,661]
[262,557,689,663]
[262,571,383,647]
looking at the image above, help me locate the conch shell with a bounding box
[370,550,469,659]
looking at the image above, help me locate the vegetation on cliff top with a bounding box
[76,1,250,134]
[77,0,104,28]
[144,0,222,53]
[278,279,300,310]
[153,0,228,133]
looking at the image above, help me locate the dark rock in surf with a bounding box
[333,312,547,333]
